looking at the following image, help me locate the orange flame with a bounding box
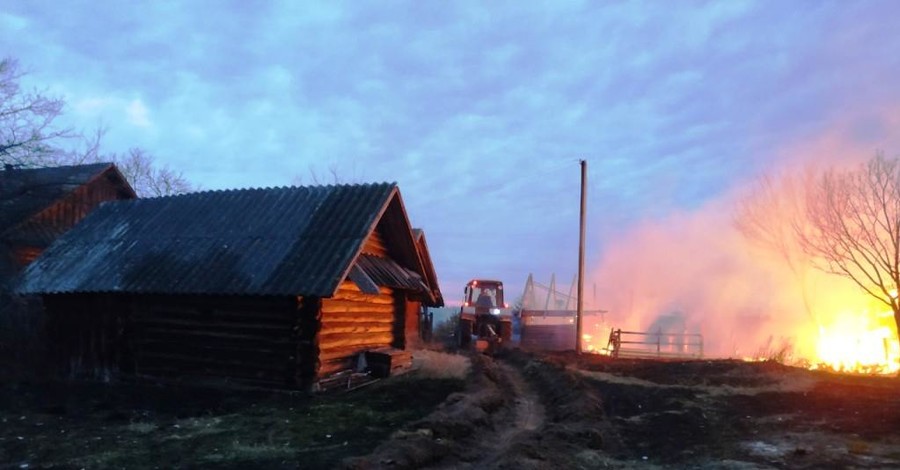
[811,309,899,374]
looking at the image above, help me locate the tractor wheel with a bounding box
[458,319,473,348]
[498,320,512,343]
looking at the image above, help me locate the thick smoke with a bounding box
[589,126,898,362]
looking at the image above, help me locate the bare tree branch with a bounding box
[795,154,900,349]
[0,58,74,166]
[0,56,196,197]
[735,170,817,322]
[738,154,900,355]
[111,148,196,197]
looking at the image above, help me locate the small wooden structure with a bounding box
[18,183,442,390]
[0,162,135,283]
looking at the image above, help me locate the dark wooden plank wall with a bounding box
[12,172,132,268]
[43,294,130,380]
[318,281,395,377]
[11,246,42,267]
[403,298,421,349]
[130,295,299,387]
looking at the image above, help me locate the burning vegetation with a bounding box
[590,154,900,375]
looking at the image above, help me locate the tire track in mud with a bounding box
[342,351,627,470]
[341,353,550,470]
[424,359,547,470]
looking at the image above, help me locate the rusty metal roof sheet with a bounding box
[17,183,411,297]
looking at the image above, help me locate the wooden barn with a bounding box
[0,162,136,286]
[17,183,442,390]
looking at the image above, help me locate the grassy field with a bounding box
[0,365,467,469]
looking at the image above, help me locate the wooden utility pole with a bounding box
[576,159,586,354]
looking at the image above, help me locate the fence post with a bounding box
[612,329,621,358]
[656,327,661,356]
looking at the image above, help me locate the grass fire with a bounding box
[590,154,900,376]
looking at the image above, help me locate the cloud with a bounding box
[72,96,116,115]
[67,94,154,132]
[5,0,900,302]
[0,12,28,31]
[126,99,152,128]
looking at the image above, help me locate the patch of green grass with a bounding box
[214,440,297,461]
[124,421,158,433]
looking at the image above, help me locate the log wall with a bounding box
[130,295,299,387]
[43,294,131,380]
[318,281,396,377]
[361,226,388,257]
[42,293,325,389]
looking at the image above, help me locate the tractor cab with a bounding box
[464,280,506,312]
[459,279,513,352]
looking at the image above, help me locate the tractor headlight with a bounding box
[490,308,501,315]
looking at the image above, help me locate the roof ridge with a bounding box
[1,161,113,172]
[137,181,397,200]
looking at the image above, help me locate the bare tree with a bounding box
[112,148,196,197]
[796,153,900,353]
[291,161,365,186]
[0,58,72,166]
[0,56,195,196]
[735,170,817,322]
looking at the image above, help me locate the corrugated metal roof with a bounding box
[0,162,119,234]
[356,254,429,292]
[17,183,402,297]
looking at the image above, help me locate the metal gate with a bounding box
[605,328,703,359]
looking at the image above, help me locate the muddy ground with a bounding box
[347,350,900,469]
[2,350,899,469]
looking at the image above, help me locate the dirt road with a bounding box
[343,352,616,469]
[345,350,900,469]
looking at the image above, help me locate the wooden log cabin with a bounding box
[17,183,443,390]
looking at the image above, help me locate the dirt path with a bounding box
[424,360,546,469]
[347,350,900,469]
[342,353,550,470]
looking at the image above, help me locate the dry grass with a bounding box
[847,439,871,455]
[412,350,471,379]
[754,335,795,364]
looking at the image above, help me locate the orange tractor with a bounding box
[458,279,513,352]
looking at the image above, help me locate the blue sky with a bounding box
[3,1,900,304]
